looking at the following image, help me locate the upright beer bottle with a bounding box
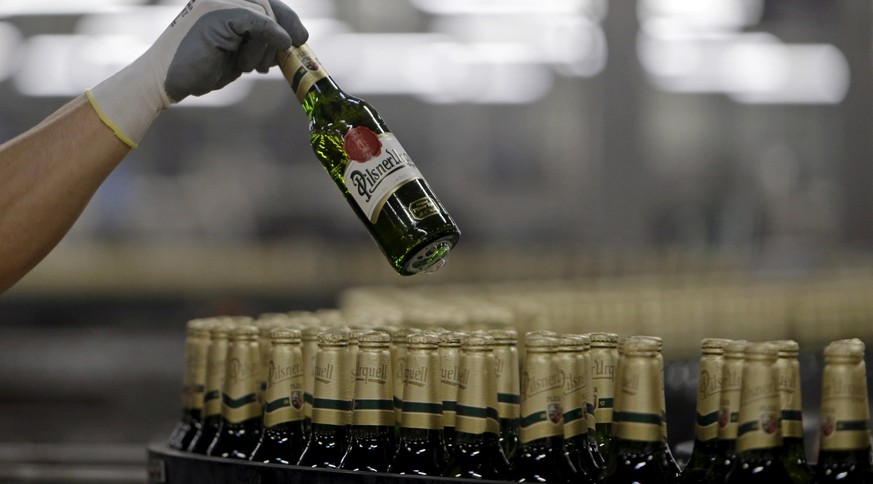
[710,340,748,481]
[512,334,578,483]
[188,321,232,454]
[815,339,872,484]
[680,338,728,484]
[444,333,512,480]
[391,327,412,433]
[601,337,677,484]
[298,329,351,468]
[390,331,447,476]
[277,44,460,275]
[250,328,306,464]
[489,329,521,460]
[558,335,600,479]
[207,325,263,460]
[439,330,463,455]
[301,324,320,438]
[724,342,792,484]
[590,332,619,459]
[772,340,813,484]
[169,318,211,450]
[640,335,681,480]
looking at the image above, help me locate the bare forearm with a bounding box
[0,95,129,293]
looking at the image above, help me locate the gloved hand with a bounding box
[86,0,308,148]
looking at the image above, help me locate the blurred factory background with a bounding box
[0,0,871,481]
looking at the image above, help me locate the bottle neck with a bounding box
[493,344,520,420]
[277,43,338,105]
[222,337,262,424]
[819,358,871,452]
[613,352,664,443]
[263,343,305,428]
[351,347,395,428]
[519,350,563,445]
[694,352,723,443]
[400,348,443,431]
[590,345,617,429]
[311,345,351,427]
[736,355,782,452]
[718,355,744,440]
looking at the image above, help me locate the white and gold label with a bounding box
[695,355,723,442]
[352,349,395,427]
[520,354,563,443]
[278,44,329,102]
[820,363,870,450]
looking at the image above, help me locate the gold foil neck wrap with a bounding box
[278,44,330,103]
[590,336,617,426]
[455,347,492,435]
[401,347,443,430]
[718,342,746,440]
[736,346,782,452]
[614,350,663,442]
[312,345,349,426]
[694,350,723,442]
[203,327,231,417]
[222,336,262,424]
[493,339,521,420]
[352,346,394,427]
[520,349,563,443]
[819,343,870,451]
[263,341,305,428]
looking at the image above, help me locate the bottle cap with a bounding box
[358,330,391,347]
[407,331,440,349]
[622,337,660,356]
[438,330,464,346]
[744,342,779,361]
[589,332,620,348]
[232,325,259,340]
[462,332,494,350]
[487,328,518,345]
[771,339,799,357]
[317,328,350,347]
[269,327,302,343]
[700,338,731,354]
[724,340,749,357]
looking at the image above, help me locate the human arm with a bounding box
[0,0,308,294]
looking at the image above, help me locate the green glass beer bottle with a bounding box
[724,342,792,484]
[815,339,872,484]
[207,325,263,460]
[511,334,579,483]
[710,340,749,481]
[300,322,320,438]
[640,335,681,480]
[590,332,619,461]
[389,331,447,476]
[188,320,232,454]
[444,333,512,480]
[250,328,306,464]
[489,329,522,460]
[339,331,397,472]
[391,326,412,434]
[601,337,677,484]
[680,338,729,484]
[772,340,813,484]
[439,330,463,455]
[297,329,351,468]
[169,318,211,451]
[558,335,600,479]
[277,44,460,275]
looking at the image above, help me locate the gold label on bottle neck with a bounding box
[222,341,262,423]
[557,351,587,440]
[263,346,305,428]
[439,347,461,429]
[614,356,663,442]
[455,351,491,435]
[184,335,210,410]
[401,351,443,430]
[591,348,616,425]
[775,358,804,439]
[820,362,870,450]
[520,353,563,443]
[695,355,723,442]
[278,44,330,103]
[302,339,318,421]
[493,346,521,420]
[352,350,395,427]
[736,360,782,452]
[312,349,351,426]
[203,337,229,417]
[718,359,744,440]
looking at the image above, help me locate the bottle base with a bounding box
[402,235,456,275]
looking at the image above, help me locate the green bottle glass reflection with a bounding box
[772,340,813,484]
[278,44,460,275]
[207,325,263,460]
[168,319,210,451]
[250,328,306,464]
[680,338,729,484]
[557,335,600,479]
[815,339,872,484]
[724,343,792,484]
[601,337,677,484]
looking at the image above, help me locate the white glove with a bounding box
[86,0,308,148]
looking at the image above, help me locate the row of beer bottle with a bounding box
[681,338,873,484]
[166,313,872,483]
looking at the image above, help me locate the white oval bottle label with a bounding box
[343,127,423,223]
